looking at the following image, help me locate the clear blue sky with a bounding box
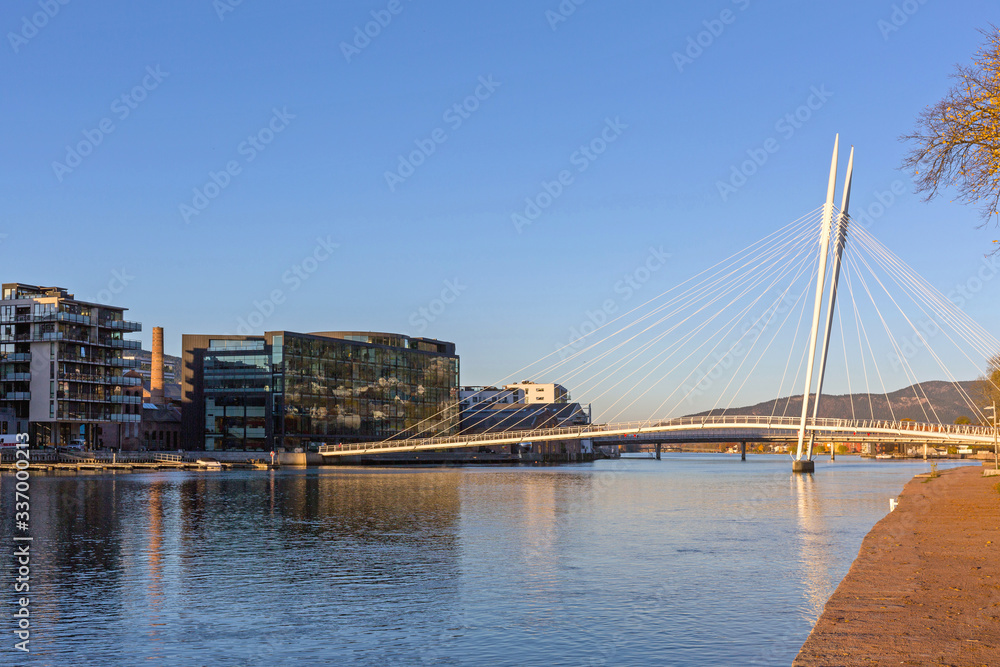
[3,1,998,418]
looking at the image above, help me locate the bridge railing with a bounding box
[317,414,996,455]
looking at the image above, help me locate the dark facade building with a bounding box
[139,402,182,450]
[181,331,459,451]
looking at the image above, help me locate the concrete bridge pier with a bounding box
[740,441,746,461]
[792,459,815,473]
[655,443,661,460]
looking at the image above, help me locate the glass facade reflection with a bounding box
[183,331,459,451]
[202,343,271,450]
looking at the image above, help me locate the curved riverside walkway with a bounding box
[794,465,1000,666]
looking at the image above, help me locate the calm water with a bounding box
[0,455,974,666]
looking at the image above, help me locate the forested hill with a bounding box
[686,380,982,424]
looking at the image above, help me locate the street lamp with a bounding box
[985,401,999,470]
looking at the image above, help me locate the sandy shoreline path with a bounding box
[794,465,1000,666]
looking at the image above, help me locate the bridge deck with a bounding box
[319,416,996,457]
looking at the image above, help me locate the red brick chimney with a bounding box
[151,326,164,405]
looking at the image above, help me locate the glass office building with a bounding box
[182,331,459,451]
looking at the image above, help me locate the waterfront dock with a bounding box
[794,465,1000,665]
[0,450,279,473]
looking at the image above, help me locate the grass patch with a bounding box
[920,463,941,483]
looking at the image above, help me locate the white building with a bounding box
[502,381,569,405]
[459,386,524,412]
[0,283,143,446]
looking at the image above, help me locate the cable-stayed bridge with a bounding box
[319,415,996,455]
[320,137,1000,472]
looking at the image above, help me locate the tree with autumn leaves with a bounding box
[902,26,1000,226]
[975,352,1000,408]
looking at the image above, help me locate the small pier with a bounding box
[0,450,279,473]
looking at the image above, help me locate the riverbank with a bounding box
[794,464,1000,665]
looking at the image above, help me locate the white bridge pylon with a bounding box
[793,135,854,472]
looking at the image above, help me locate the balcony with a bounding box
[0,392,30,401]
[59,372,104,384]
[111,395,143,405]
[60,333,94,345]
[0,372,31,382]
[57,412,110,422]
[0,353,31,363]
[59,355,104,365]
[59,394,107,403]
[106,339,142,350]
[110,358,141,368]
[58,371,143,387]
[108,413,141,423]
[102,319,141,332]
[56,312,92,325]
[59,370,142,387]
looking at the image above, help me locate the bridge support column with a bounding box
[740,441,746,461]
[655,443,661,460]
[792,459,815,473]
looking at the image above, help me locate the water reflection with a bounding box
[0,457,955,666]
[145,481,164,652]
[792,472,833,623]
[3,469,469,665]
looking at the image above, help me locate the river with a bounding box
[0,454,974,666]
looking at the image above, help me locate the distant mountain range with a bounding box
[686,380,985,424]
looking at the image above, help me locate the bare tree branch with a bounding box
[901,25,1000,230]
